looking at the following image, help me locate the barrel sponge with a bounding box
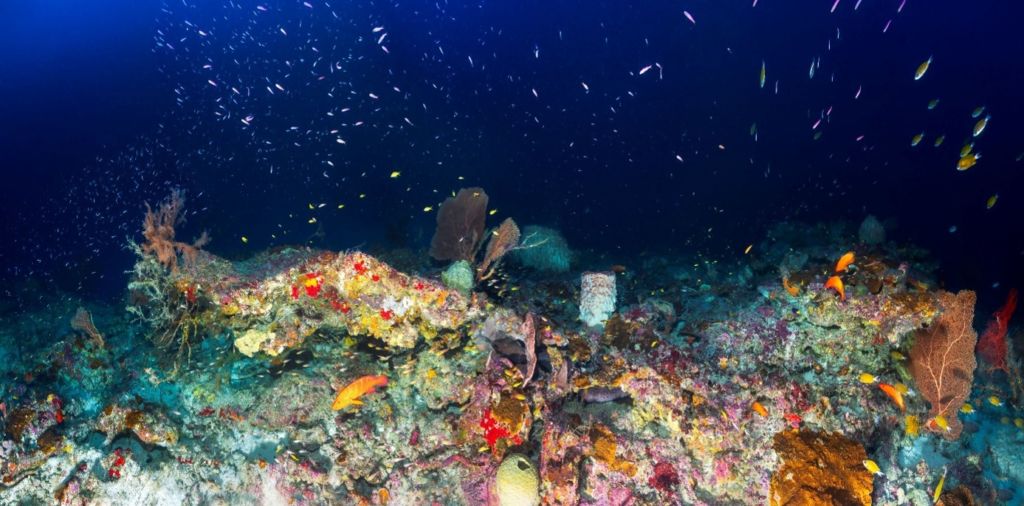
[495,453,539,506]
[441,260,475,296]
[511,225,571,272]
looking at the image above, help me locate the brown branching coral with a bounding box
[141,189,209,272]
[909,290,977,440]
[429,187,488,262]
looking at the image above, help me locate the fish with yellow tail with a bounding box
[928,415,951,433]
[862,459,883,476]
[858,373,877,384]
[933,467,947,504]
[986,194,999,210]
[878,383,906,412]
[973,115,990,137]
[332,375,389,411]
[957,152,980,171]
[914,56,933,80]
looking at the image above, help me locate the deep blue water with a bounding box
[2,0,1022,310]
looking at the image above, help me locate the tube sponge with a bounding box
[495,453,539,506]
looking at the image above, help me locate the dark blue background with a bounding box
[2,0,1021,311]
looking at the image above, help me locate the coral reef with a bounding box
[2,216,1021,505]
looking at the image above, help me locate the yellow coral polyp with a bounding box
[234,329,275,357]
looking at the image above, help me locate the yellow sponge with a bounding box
[495,453,539,506]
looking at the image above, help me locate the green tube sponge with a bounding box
[495,453,539,506]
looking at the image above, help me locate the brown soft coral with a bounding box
[141,189,209,271]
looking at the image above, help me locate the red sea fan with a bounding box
[977,288,1018,373]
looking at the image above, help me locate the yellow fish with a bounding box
[744,244,753,255]
[960,143,974,157]
[862,459,883,476]
[390,170,401,178]
[971,106,986,118]
[930,415,950,432]
[914,56,933,80]
[973,115,990,137]
[891,351,906,361]
[894,383,909,395]
[986,194,999,210]
[911,132,925,147]
[858,373,877,384]
[988,395,1003,407]
[241,236,249,244]
[960,402,974,414]
[422,206,433,212]
[933,467,947,504]
[957,153,981,171]
[933,135,945,147]
[1015,418,1024,429]
[905,415,920,437]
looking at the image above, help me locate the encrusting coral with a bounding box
[770,429,873,506]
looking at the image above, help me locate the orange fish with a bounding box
[824,276,846,301]
[834,251,855,273]
[878,383,906,412]
[782,276,800,296]
[332,375,388,411]
[752,401,769,417]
